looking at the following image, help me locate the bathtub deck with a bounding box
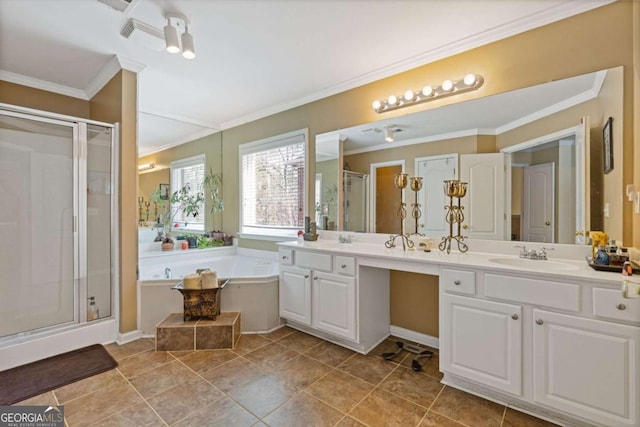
[155,312,241,351]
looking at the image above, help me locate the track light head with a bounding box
[163,19,180,53]
[181,26,195,59]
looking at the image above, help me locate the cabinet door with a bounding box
[533,309,640,426]
[279,266,312,326]
[441,294,522,395]
[312,272,357,341]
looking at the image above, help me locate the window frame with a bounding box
[170,154,206,232]
[238,128,309,240]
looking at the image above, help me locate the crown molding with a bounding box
[85,55,147,99]
[0,69,89,100]
[138,128,218,157]
[138,107,220,129]
[220,0,614,131]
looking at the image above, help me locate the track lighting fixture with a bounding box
[372,74,484,113]
[164,13,196,59]
[384,125,395,143]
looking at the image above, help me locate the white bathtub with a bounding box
[138,248,282,335]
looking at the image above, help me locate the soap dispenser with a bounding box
[88,296,99,321]
[594,245,610,266]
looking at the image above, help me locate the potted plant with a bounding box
[150,184,204,250]
[203,167,224,233]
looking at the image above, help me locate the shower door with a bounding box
[343,171,368,232]
[0,113,77,338]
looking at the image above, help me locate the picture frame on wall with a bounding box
[603,116,613,174]
[159,183,170,200]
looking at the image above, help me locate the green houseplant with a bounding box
[151,184,204,250]
[203,167,224,232]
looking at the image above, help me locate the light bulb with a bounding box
[422,85,433,97]
[387,95,398,105]
[463,74,476,86]
[442,80,453,91]
[164,21,180,54]
[372,100,381,110]
[403,90,414,101]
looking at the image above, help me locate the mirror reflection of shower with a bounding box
[343,170,368,232]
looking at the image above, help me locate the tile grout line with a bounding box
[499,405,507,427]
[115,367,170,427]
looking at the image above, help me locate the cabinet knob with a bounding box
[535,319,544,325]
[545,221,551,226]
[282,256,288,260]
[616,303,626,311]
[314,276,318,280]
[462,225,468,230]
[304,275,309,279]
[341,264,347,268]
[511,314,519,320]
[453,280,461,285]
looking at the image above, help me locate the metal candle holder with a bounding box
[385,173,414,251]
[438,180,469,254]
[409,176,423,236]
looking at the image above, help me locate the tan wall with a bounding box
[138,168,170,222]
[389,272,439,338]
[634,1,640,249]
[0,81,90,118]
[315,159,339,227]
[89,70,138,334]
[138,132,223,231]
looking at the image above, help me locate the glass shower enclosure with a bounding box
[0,106,117,344]
[343,170,368,232]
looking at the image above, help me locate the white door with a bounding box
[416,155,457,238]
[522,163,554,242]
[312,272,357,340]
[279,266,312,326]
[575,117,589,243]
[533,309,640,426]
[441,294,522,395]
[459,153,506,240]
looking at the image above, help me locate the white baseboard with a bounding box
[116,329,143,344]
[389,325,439,349]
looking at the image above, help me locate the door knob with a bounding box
[462,224,468,229]
[545,221,551,226]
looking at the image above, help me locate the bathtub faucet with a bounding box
[164,267,172,279]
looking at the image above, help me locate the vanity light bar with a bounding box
[372,74,484,114]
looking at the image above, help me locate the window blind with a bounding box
[171,154,205,229]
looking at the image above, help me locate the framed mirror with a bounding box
[315,67,623,244]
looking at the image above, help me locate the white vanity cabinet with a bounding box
[440,268,640,427]
[277,246,389,353]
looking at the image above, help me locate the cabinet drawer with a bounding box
[485,274,580,311]
[279,249,293,265]
[334,256,356,276]
[295,251,332,271]
[441,268,475,295]
[593,288,640,324]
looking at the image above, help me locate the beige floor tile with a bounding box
[304,340,355,366]
[226,373,296,418]
[54,369,126,404]
[420,411,467,427]
[64,381,143,427]
[116,349,175,379]
[276,331,323,353]
[430,386,505,427]
[349,387,427,427]
[129,360,198,399]
[201,357,264,393]
[243,342,299,371]
[147,377,224,425]
[15,391,58,406]
[379,365,444,408]
[173,396,258,427]
[104,339,154,361]
[338,353,396,385]
[98,402,164,426]
[306,369,374,413]
[178,348,238,374]
[270,354,332,390]
[259,326,295,341]
[233,334,272,355]
[263,392,344,427]
[502,408,560,427]
[335,416,368,427]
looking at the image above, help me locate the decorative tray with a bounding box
[586,257,640,274]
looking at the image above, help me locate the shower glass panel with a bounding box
[343,171,368,232]
[0,114,75,338]
[87,124,112,319]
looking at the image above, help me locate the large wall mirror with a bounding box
[315,66,623,244]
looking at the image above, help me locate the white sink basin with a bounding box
[487,257,580,271]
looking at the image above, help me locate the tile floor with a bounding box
[17,327,558,426]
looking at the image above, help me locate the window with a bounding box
[240,129,308,238]
[171,154,205,231]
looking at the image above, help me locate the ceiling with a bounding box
[0,0,612,157]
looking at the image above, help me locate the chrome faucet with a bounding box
[516,245,553,260]
[164,267,172,279]
[338,234,353,244]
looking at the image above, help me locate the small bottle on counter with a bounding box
[88,296,99,321]
[622,261,633,276]
[594,245,610,265]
